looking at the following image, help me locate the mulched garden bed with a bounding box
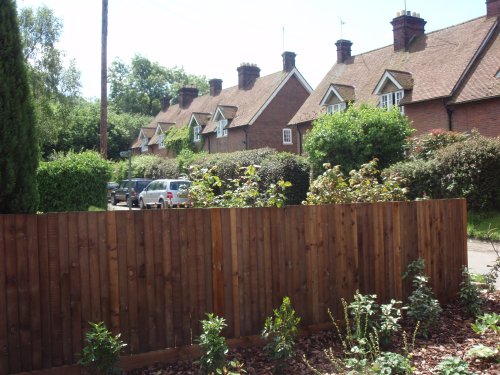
[129,292,500,374]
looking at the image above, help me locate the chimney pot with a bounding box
[282,51,296,72]
[486,0,500,17]
[209,79,222,96]
[391,12,426,51]
[178,86,199,109]
[160,95,171,112]
[237,64,260,90]
[335,39,353,64]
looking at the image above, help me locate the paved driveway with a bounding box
[467,239,500,290]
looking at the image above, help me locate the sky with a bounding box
[17,0,488,99]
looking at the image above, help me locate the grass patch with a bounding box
[467,210,500,241]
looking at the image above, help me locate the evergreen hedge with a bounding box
[0,0,39,213]
[112,154,180,181]
[37,151,111,212]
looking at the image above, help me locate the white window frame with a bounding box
[282,128,292,145]
[216,119,228,138]
[380,90,404,113]
[141,137,148,152]
[326,102,346,114]
[193,125,201,142]
[158,134,165,149]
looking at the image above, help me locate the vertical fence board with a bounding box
[143,211,155,351]
[87,212,101,324]
[97,213,110,327]
[56,213,71,365]
[160,210,174,348]
[185,209,199,342]
[229,209,240,338]
[127,210,140,353]
[116,212,130,354]
[152,211,165,350]
[211,209,224,318]
[106,212,120,335]
[220,209,234,337]
[0,216,7,375]
[202,209,214,317]
[67,213,81,361]
[169,210,183,346]
[248,209,259,333]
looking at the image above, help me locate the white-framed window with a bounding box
[380,90,404,113]
[193,125,201,142]
[326,102,346,114]
[216,119,228,138]
[282,128,292,144]
[141,137,148,152]
[158,134,165,149]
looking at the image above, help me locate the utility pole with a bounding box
[100,0,108,159]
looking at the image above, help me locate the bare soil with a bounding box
[128,292,500,374]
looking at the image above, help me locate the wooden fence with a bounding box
[0,199,467,374]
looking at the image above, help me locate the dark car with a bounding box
[107,182,119,201]
[110,178,152,207]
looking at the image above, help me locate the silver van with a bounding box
[138,179,191,209]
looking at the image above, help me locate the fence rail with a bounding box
[0,199,467,374]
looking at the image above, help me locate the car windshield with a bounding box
[136,181,150,191]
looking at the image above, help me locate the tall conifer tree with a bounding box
[0,0,39,213]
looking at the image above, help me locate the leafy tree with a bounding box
[108,55,209,116]
[304,105,414,175]
[0,0,39,213]
[18,5,82,156]
[55,100,151,160]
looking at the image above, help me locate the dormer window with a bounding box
[327,102,347,114]
[380,90,404,113]
[141,137,148,152]
[158,134,165,149]
[216,119,228,138]
[193,125,201,142]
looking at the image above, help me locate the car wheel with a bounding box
[140,198,146,210]
[111,194,117,205]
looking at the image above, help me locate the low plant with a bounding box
[304,159,408,205]
[197,313,228,375]
[402,259,442,338]
[434,356,472,375]
[458,266,484,317]
[471,312,500,335]
[466,344,499,362]
[261,296,301,373]
[78,322,126,375]
[371,351,414,374]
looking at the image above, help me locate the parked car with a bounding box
[110,178,152,207]
[139,179,191,209]
[107,182,119,201]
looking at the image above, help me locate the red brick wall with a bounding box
[451,97,500,137]
[404,99,449,134]
[204,127,247,153]
[248,74,310,153]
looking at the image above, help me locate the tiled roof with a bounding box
[131,126,156,148]
[191,113,211,126]
[290,16,498,125]
[388,70,414,90]
[334,84,356,102]
[146,70,291,133]
[451,25,500,103]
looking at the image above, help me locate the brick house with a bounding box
[131,52,312,156]
[288,0,500,155]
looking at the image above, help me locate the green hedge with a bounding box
[37,151,111,212]
[112,154,180,181]
[388,134,500,210]
[191,148,310,205]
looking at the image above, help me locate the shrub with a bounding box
[176,148,202,175]
[262,296,301,373]
[258,152,310,205]
[435,357,472,375]
[386,159,442,200]
[197,313,228,375]
[304,105,414,175]
[112,154,179,181]
[402,259,442,338]
[435,135,500,210]
[458,266,484,317]
[304,159,408,205]
[78,322,126,375]
[371,352,413,374]
[37,151,111,212]
[408,129,469,160]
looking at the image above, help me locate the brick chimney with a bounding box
[487,0,500,17]
[237,64,260,90]
[178,86,198,109]
[391,11,426,51]
[282,51,296,72]
[209,79,222,96]
[335,39,353,63]
[160,95,171,112]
